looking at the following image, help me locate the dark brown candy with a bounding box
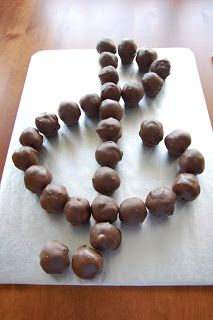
[150,59,171,80]
[24,165,52,194]
[119,197,147,225]
[139,119,164,147]
[101,82,121,101]
[98,66,119,85]
[79,93,101,117]
[12,146,39,171]
[96,38,116,54]
[64,197,91,226]
[121,82,144,106]
[95,141,123,168]
[164,129,191,157]
[19,127,43,150]
[92,195,119,223]
[118,39,137,64]
[90,222,122,251]
[92,167,120,195]
[172,173,200,202]
[40,184,69,214]
[99,99,123,121]
[35,113,60,137]
[142,72,164,98]
[179,149,205,175]
[96,117,122,142]
[99,52,118,68]
[136,48,158,72]
[58,101,81,126]
[146,187,177,217]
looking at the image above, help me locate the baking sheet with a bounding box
[0,49,213,285]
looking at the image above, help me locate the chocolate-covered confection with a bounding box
[35,113,60,137]
[119,197,147,225]
[101,82,121,101]
[40,240,70,274]
[139,119,164,147]
[96,117,122,142]
[90,222,122,251]
[164,130,191,157]
[24,165,52,194]
[95,141,123,168]
[98,66,119,85]
[12,146,39,171]
[79,93,101,117]
[145,187,177,217]
[118,39,137,64]
[92,167,120,195]
[92,195,119,223]
[40,184,69,214]
[179,149,205,175]
[99,52,118,68]
[99,99,123,121]
[121,82,144,106]
[142,72,164,98]
[58,101,81,126]
[172,173,200,202]
[136,48,158,72]
[96,38,116,54]
[72,245,103,279]
[64,197,91,226]
[150,59,171,80]
[19,127,43,150]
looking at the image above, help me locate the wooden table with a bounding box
[0,1,213,319]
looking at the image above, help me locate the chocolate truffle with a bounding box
[139,119,164,147]
[92,167,120,195]
[35,113,60,137]
[145,187,177,217]
[64,197,91,226]
[164,129,191,157]
[98,66,119,85]
[96,38,116,54]
[99,52,118,68]
[24,165,52,194]
[150,59,171,80]
[121,82,144,107]
[72,245,103,279]
[96,117,122,142]
[40,184,69,214]
[136,48,158,72]
[118,38,137,64]
[58,101,81,126]
[19,127,43,150]
[12,146,39,171]
[92,195,119,223]
[90,222,122,251]
[95,141,123,168]
[79,93,101,117]
[119,197,147,225]
[179,149,205,175]
[172,173,200,202]
[99,99,123,121]
[101,82,121,101]
[40,240,70,274]
[142,72,164,98]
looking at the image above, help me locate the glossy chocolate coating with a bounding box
[35,113,60,137]
[12,146,39,171]
[179,149,205,174]
[136,48,158,72]
[40,184,69,214]
[64,197,91,226]
[101,82,121,101]
[119,197,147,225]
[40,240,70,274]
[79,93,101,117]
[121,82,144,106]
[99,52,118,68]
[72,245,103,279]
[165,129,191,157]
[90,222,122,251]
[96,38,116,54]
[150,59,171,80]
[92,195,119,223]
[98,66,119,85]
[96,117,122,142]
[95,141,123,167]
[172,173,200,202]
[24,165,52,194]
[92,167,120,195]
[118,39,137,64]
[58,101,81,126]
[19,127,43,150]
[139,119,164,147]
[142,72,164,98]
[146,187,177,217]
[99,99,123,121]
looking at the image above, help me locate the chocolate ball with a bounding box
[79,93,101,117]
[40,184,69,214]
[118,39,137,64]
[90,222,122,251]
[96,117,122,142]
[119,197,147,225]
[142,72,164,98]
[58,101,81,126]
[179,149,205,175]
[139,119,164,147]
[121,82,144,107]
[98,66,119,85]
[92,167,120,195]
[39,240,70,274]
[99,52,118,68]
[95,141,123,168]
[99,99,123,121]
[96,38,116,54]
[19,127,43,150]
[145,187,177,217]
[24,165,52,194]
[92,195,119,223]
[64,197,91,226]
[150,59,171,80]
[164,130,191,157]
[136,48,158,72]
[172,173,200,202]
[12,146,39,171]
[101,82,121,101]
[72,245,103,279]
[35,113,60,137]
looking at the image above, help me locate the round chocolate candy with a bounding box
[92,195,119,223]
[118,38,137,64]
[119,197,147,225]
[164,129,191,157]
[139,119,164,147]
[90,222,122,251]
[24,165,52,194]
[64,197,91,226]
[79,93,101,117]
[136,48,158,72]
[96,117,122,142]
[92,167,120,195]
[172,173,200,202]
[101,82,121,101]
[35,113,60,137]
[58,101,81,126]
[121,82,144,107]
[98,66,119,85]
[150,59,171,80]
[96,38,116,54]
[99,52,118,68]
[12,146,39,171]
[95,141,123,168]
[99,99,123,121]
[142,72,164,98]
[179,149,205,175]
[19,127,43,150]
[40,184,69,214]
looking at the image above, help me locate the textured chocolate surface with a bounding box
[95,141,123,168]
[90,222,122,251]
[118,38,137,64]
[172,173,200,202]
[150,59,171,80]
[96,117,122,142]
[96,38,116,54]
[142,72,164,98]
[121,82,144,106]
[40,184,69,214]
[35,112,60,137]
[119,197,147,225]
[24,165,52,194]
[91,195,119,223]
[165,129,191,157]
[12,146,39,171]
[136,48,158,72]
[179,149,205,174]
[99,52,118,68]
[79,93,101,117]
[58,101,81,126]
[19,127,43,150]
[139,119,164,147]
[99,99,123,121]
[98,66,119,85]
[92,167,120,195]
[64,197,91,226]
[146,187,177,217]
[101,82,121,101]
